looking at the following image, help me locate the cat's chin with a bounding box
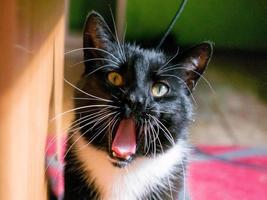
[107,154,134,168]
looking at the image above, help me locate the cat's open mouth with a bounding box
[109,118,137,167]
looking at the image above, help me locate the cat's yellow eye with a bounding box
[107,71,123,86]
[152,82,169,97]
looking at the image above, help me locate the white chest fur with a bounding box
[72,133,187,200]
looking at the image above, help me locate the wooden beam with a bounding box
[0,0,65,199]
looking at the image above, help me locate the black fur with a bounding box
[63,11,212,200]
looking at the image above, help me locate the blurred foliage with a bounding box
[69,0,115,31]
[69,0,267,51]
[126,0,267,51]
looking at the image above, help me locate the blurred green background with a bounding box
[69,0,267,51]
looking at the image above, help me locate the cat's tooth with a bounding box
[112,151,117,157]
[125,155,131,160]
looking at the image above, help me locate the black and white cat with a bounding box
[64,11,212,200]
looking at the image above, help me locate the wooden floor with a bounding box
[60,35,267,147]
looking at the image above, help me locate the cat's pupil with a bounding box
[158,86,162,93]
[107,72,123,86]
[113,76,117,83]
[152,83,168,97]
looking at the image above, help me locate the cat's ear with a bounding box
[83,11,114,57]
[179,42,213,93]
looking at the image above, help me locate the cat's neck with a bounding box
[69,132,188,200]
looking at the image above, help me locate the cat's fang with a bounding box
[112,151,117,157]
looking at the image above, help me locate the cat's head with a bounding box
[74,11,213,167]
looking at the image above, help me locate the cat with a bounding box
[64,11,213,200]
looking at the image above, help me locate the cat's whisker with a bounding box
[72,97,114,102]
[64,130,87,160]
[119,88,126,94]
[85,64,119,78]
[146,119,153,157]
[45,123,97,172]
[160,182,174,200]
[149,120,161,149]
[64,78,113,102]
[89,113,120,144]
[147,105,156,110]
[153,191,165,200]
[77,112,120,151]
[62,113,110,149]
[76,107,110,114]
[50,104,118,121]
[108,116,120,150]
[148,114,175,146]
[138,120,144,151]
[158,48,179,71]
[157,63,182,73]
[109,7,126,62]
[86,112,113,135]
[148,120,158,144]
[160,74,198,106]
[96,8,125,62]
[109,115,119,136]
[144,119,151,156]
[95,115,113,133]
[145,119,153,158]
[159,66,216,94]
[46,108,114,167]
[64,47,121,63]
[146,119,154,158]
[122,23,127,58]
[149,116,165,160]
[46,113,94,155]
[63,111,118,160]
[181,159,186,200]
[148,120,157,158]
[69,109,113,133]
[147,119,156,158]
[150,110,172,114]
[89,111,118,131]
[143,119,148,155]
[89,119,111,143]
[70,57,119,68]
[111,95,119,100]
[65,109,109,134]
[167,174,174,200]
[48,109,115,154]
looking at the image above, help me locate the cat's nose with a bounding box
[129,94,144,105]
[124,93,146,117]
[127,94,145,109]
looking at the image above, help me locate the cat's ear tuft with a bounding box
[180,41,213,93]
[83,11,114,56]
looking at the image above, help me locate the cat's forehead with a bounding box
[123,43,167,70]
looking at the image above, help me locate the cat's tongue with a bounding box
[111,118,136,159]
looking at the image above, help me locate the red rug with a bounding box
[188,146,267,200]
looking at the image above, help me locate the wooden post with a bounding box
[0,0,65,200]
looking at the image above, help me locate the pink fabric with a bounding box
[46,136,66,199]
[188,146,267,200]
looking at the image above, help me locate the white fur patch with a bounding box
[72,133,187,200]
